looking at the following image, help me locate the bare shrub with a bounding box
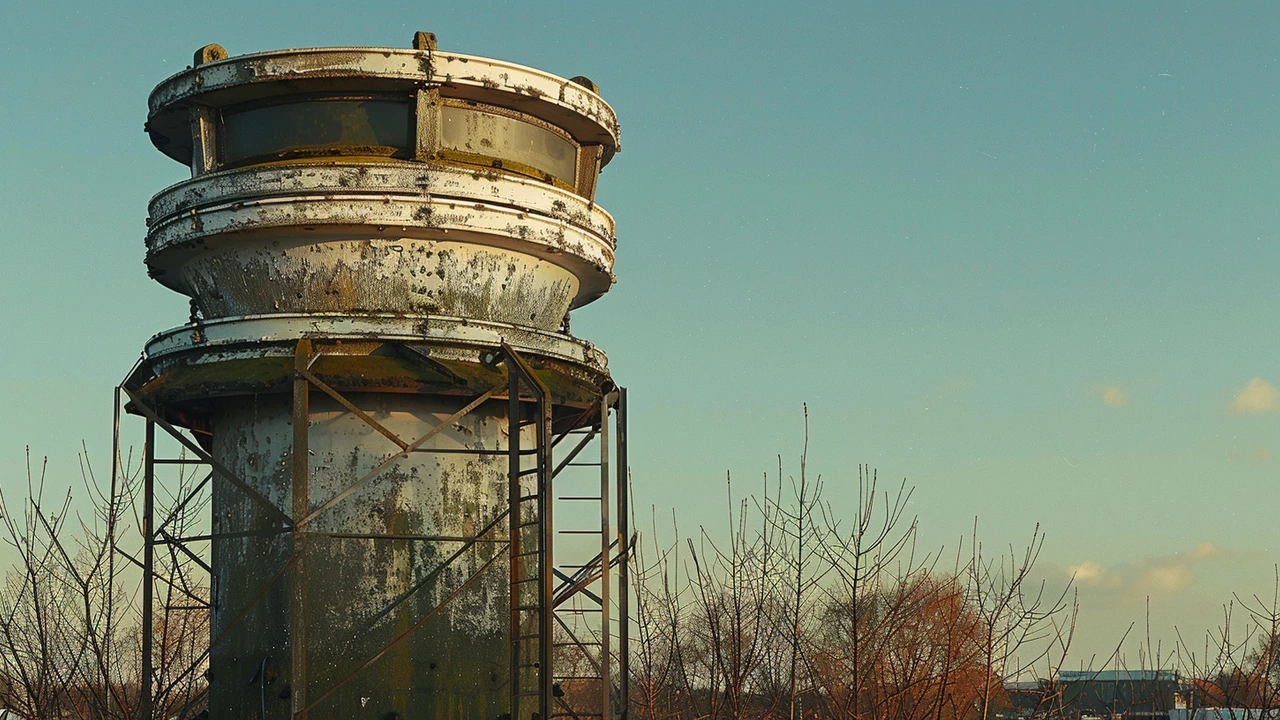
[0,445,208,719]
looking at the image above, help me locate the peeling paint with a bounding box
[211,393,526,717]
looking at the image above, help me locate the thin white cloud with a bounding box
[1228,377,1280,415]
[1132,543,1221,595]
[1063,543,1224,598]
[1069,560,1112,585]
[1137,565,1192,593]
[1090,384,1129,407]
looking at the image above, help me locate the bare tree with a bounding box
[963,521,1076,720]
[757,406,833,719]
[814,464,917,720]
[0,444,209,719]
[1175,569,1280,720]
[684,470,777,719]
[630,508,687,720]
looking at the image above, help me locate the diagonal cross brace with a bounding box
[363,507,510,629]
[155,471,212,537]
[501,343,550,400]
[552,430,597,479]
[553,533,637,609]
[122,385,293,528]
[554,568,603,605]
[302,546,506,716]
[154,552,298,704]
[296,366,409,452]
[296,383,506,529]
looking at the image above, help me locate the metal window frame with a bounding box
[185,81,601,201]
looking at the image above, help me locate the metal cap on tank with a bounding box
[143,35,620,322]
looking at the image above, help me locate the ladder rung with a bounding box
[518,495,541,502]
[557,608,602,613]
[554,641,601,646]
[513,577,541,584]
[512,605,542,611]
[558,530,600,535]
[518,521,542,528]
[558,496,602,501]
[567,462,601,467]
[515,633,543,640]
[518,468,539,477]
[554,675,605,680]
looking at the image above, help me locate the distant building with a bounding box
[1057,670,1184,718]
[1002,680,1049,719]
[1005,670,1183,719]
[1006,670,1279,720]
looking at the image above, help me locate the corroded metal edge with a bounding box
[147,313,606,366]
[133,314,611,414]
[146,47,619,158]
[145,197,614,285]
[148,163,617,241]
[144,163,617,307]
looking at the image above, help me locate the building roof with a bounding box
[1058,670,1181,683]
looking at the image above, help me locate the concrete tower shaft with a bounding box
[126,35,625,720]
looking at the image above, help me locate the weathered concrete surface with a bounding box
[211,392,527,718]
[145,163,617,322]
[180,238,578,330]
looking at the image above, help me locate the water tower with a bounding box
[119,34,630,719]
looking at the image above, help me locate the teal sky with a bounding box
[3,1,1279,664]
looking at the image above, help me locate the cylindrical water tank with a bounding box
[131,35,621,719]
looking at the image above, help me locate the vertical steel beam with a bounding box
[141,419,155,720]
[414,87,442,161]
[291,339,312,718]
[537,387,554,720]
[188,106,218,177]
[599,395,612,720]
[508,366,523,717]
[616,387,630,719]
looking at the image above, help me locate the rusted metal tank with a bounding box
[129,34,623,719]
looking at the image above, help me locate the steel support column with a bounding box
[616,387,629,719]
[599,393,612,720]
[291,339,311,718]
[538,377,554,720]
[141,419,155,720]
[508,357,524,717]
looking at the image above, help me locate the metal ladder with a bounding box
[507,348,554,720]
[549,394,618,720]
[505,347,628,720]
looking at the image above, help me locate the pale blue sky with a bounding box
[2,1,1279,662]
